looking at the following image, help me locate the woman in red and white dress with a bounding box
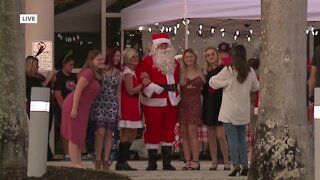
[115,48,149,170]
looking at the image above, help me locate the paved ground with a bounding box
[48,160,247,180]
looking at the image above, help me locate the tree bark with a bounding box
[0,0,28,168]
[249,0,313,179]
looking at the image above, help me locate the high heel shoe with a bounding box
[209,163,218,170]
[224,163,231,171]
[229,167,241,176]
[240,166,248,176]
[189,161,200,170]
[182,160,191,170]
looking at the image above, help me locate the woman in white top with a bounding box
[209,45,259,176]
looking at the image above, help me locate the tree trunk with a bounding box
[249,0,313,179]
[0,0,28,168]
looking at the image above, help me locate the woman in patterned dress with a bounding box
[61,50,104,169]
[178,49,205,170]
[90,48,122,171]
[115,48,148,170]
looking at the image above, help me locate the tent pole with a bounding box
[185,20,188,49]
[121,29,124,64]
[101,0,106,56]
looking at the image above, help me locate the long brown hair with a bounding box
[82,50,104,80]
[231,45,250,83]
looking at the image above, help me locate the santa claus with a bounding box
[136,33,180,170]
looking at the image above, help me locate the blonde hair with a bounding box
[180,49,204,85]
[25,56,38,76]
[204,47,220,73]
[122,48,138,65]
[82,50,104,80]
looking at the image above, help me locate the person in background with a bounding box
[61,50,104,169]
[178,49,204,170]
[202,47,230,171]
[90,48,122,171]
[308,45,320,102]
[218,42,232,66]
[246,57,260,165]
[25,56,55,117]
[53,57,77,160]
[209,45,259,176]
[115,48,147,170]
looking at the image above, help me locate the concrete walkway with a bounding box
[48,160,247,180]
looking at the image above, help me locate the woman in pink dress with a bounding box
[115,48,147,170]
[61,50,105,168]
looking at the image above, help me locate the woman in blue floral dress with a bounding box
[90,48,122,171]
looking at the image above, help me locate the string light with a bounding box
[234,35,237,40]
[169,26,172,32]
[236,30,240,36]
[148,26,152,32]
[155,22,159,26]
[198,29,202,35]
[199,24,203,30]
[187,30,190,35]
[249,28,253,34]
[222,32,225,37]
[247,36,251,42]
[211,27,215,34]
[220,28,225,32]
[176,23,180,29]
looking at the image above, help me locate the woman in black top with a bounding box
[25,56,55,117]
[53,57,77,159]
[202,47,230,170]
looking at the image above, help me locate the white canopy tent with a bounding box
[121,0,320,30]
[121,0,320,56]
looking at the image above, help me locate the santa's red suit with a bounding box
[137,55,180,149]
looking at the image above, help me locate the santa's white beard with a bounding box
[152,47,176,74]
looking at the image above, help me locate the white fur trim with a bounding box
[123,66,135,76]
[118,120,143,128]
[160,142,174,146]
[153,38,171,46]
[143,83,164,97]
[146,143,159,149]
[140,96,167,107]
[166,74,181,106]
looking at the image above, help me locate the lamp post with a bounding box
[27,87,50,177]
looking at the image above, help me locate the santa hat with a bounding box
[152,33,171,46]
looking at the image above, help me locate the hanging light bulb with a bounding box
[222,32,225,37]
[187,30,190,35]
[311,26,315,32]
[306,29,310,34]
[182,19,186,25]
[234,35,237,40]
[236,30,240,36]
[198,29,202,35]
[220,28,225,32]
[165,27,169,32]
[315,31,319,36]
[249,28,253,34]
[177,23,180,29]
[312,31,315,36]
[211,27,215,34]
[169,26,172,32]
[247,36,251,42]
[161,28,164,33]
[174,29,177,34]
[187,19,190,24]
[199,24,203,30]
[148,26,152,32]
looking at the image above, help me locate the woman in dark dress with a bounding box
[25,56,55,117]
[202,47,230,170]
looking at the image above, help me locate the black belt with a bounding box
[157,84,177,92]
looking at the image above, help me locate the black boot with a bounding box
[116,142,137,170]
[161,146,176,170]
[146,149,158,171]
[115,142,125,170]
